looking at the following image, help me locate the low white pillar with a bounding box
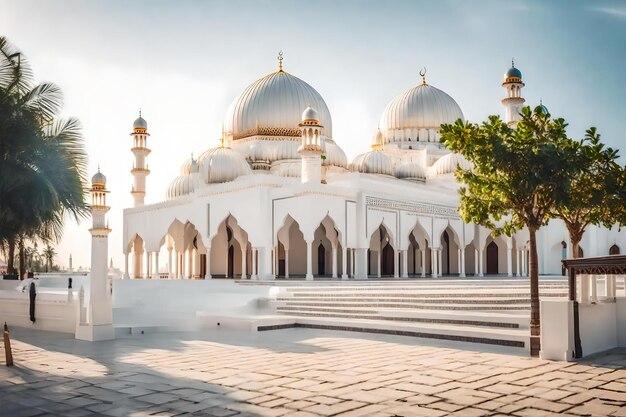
[421,250,426,278]
[516,250,521,277]
[591,275,598,303]
[354,248,368,280]
[306,240,313,280]
[478,249,484,277]
[154,252,159,279]
[580,274,590,304]
[124,253,129,279]
[474,249,479,276]
[187,249,193,279]
[401,250,408,278]
[377,250,382,278]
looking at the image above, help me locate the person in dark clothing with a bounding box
[29,281,36,323]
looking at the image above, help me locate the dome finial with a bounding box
[97,163,100,172]
[139,108,142,118]
[419,67,427,85]
[278,50,284,72]
[512,58,515,68]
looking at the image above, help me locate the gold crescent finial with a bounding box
[278,50,284,72]
[419,67,427,85]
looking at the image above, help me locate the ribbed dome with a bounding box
[198,147,252,184]
[180,156,199,175]
[429,153,472,176]
[395,162,426,181]
[91,170,106,185]
[372,129,384,148]
[350,151,394,176]
[323,139,348,168]
[224,71,332,140]
[133,116,147,130]
[379,83,464,141]
[166,173,201,200]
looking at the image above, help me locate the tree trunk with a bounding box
[529,227,540,356]
[7,236,15,275]
[570,238,581,259]
[18,238,25,279]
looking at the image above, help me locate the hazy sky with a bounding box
[1,0,625,270]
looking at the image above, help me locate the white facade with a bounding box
[122,61,626,281]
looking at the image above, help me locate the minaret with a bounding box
[76,168,114,341]
[130,111,151,206]
[298,106,324,184]
[69,253,73,272]
[501,59,525,126]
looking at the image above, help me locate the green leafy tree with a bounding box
[551,128,625,258]
[0,36,88,276]
[441,106,573,356]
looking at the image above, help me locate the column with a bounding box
[437,249,442,277]
[124,253,129,279]
[187,249,193,279]
[241,248,247,279]
[516,250,521,277]
[474,249,479,276]
[205,248,212,279]
[174,252,179,279]
[284,249,289,278]
[354,248,368,280]
[591,275,598,303]
[507,247,513,277]
[332,246,338,278]
[457,249,461,277]
[478,249,484,277]
[420,250,426,278]
[522,250,527,276]
[415,248,419,277]
[154,252,159,279]
[258,246,273,280]
[401,250,408,278]
[352,249,356,278]
[144,251,150,279]
[306,240,313,280]
[393,250,399,278]
[580,274,590,304]
[377,250,382,278]
[460,248,466,278]
[341,247,348,280]
[431,249,438,278]
[167,247,173,278]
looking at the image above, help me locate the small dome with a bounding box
[166,173,200,200]
[350,151,394,176]
[323,139,348,168]
[302,106,319,122]
[429,153,472,176]
[180,156,199,175]
[198,147,252,184]
[133,116,147,130]
[538,100,549,115]
[91,170,106,185]
[504,66,522,81]
[372,129,384,148]
[395,162,426,181]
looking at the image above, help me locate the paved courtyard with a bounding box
[0,328,625,417]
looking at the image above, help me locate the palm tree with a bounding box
[0,36,89,276]
[42,244,56,273]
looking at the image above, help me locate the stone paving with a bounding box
[0,328,625,417]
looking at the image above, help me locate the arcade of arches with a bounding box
[124,218,622,280]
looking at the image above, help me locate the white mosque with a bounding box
[120,58,626,281]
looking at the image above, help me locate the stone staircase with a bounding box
[267,279,570,353]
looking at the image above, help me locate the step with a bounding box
[258,315,530,352]
[276,303,529,314]
[282,292,567,299]
[276,298,533,306]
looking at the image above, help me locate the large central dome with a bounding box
[224,70,332,140]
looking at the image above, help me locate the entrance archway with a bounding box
[317,243,326,275]
[486,241,499,274]
[610,244,620,255]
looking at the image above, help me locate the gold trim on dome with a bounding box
[233,126,301,140]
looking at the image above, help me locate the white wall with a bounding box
[579,302,618,356]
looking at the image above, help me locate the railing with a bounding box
[561,255,626,359]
